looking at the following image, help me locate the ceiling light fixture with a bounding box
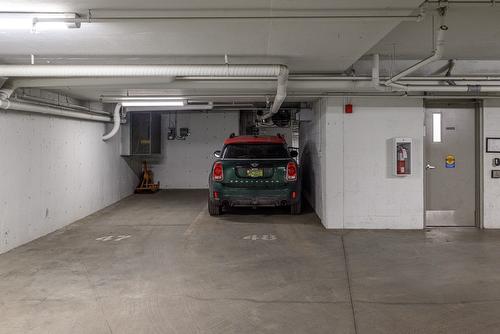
[120,100,186,107]
[0,13,81,32]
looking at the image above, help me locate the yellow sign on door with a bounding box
[445,154,456,168]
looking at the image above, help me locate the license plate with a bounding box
[247,168,264,178]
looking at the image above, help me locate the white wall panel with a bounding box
[323,100,345,229]
[299,100,326,220]
[151,111,239,189]
[312,97,424,229]
[341,98,424,229]
[0,111,137,254]
[483,100,500,228]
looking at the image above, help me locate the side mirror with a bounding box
[213,150,221,158]
[290,150,298,158]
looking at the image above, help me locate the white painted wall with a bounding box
[304,97,424,229]
[341,98,424,229]
[151,111,239,189]
[0,111,138,254]
[482,100,500,228]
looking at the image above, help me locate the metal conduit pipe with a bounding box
[17,94,109,115]
[3,77,176,89]
[372,54,391,92]
[385,24,448,88]
[371,53,500,92]
[0,99,111,122]
[386,82,500,92]
[0,81,17,99]
[102,103,122,141]
[102,92,500,99]
[101,75,500,82]
[424,0,497,5]
[0,8,426,22]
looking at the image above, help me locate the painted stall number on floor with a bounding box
[243,234,277,241]
[96,235,131,242]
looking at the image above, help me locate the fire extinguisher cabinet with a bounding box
[392,137,412,176]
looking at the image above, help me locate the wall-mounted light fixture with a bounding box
[0,13,81,32]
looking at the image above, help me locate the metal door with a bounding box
[424,108,476,227]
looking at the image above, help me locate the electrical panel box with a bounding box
[392,137,412,176]
[179,127,190,138]
[121,112,161,156]
[167,127,176,140]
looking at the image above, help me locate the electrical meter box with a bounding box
[392,137,412,176]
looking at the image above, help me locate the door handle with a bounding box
[426,164,436,170]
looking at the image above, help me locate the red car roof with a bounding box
[224,135,286,145]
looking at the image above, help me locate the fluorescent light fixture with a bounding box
[0,14,33,30]
[121,100,186,107]
[0,13,80,32]
[432,113,442,143]
[124,102,213,112]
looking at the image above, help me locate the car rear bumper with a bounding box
[221,197,290,207]
[210,184,300,207]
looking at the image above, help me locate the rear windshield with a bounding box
[223,144,289,159]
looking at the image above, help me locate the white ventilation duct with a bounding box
[102,103,122,141]
[260,66,289,120]
[0,64,285,78]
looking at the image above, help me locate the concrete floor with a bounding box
[2,190,500,333]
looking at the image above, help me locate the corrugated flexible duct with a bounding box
[0,64,289,137]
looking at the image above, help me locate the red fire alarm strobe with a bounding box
[345,103,353,114]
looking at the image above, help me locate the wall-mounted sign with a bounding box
[486,138,500,153]
[445,154,456,168]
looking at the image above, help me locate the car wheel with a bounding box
[208,199,222,216]
[290,199,302,215]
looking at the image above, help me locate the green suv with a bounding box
[208,134,301,216]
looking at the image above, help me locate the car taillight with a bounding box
[286,162,297,181]
[212,162,224,181]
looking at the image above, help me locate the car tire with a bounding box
[208,199,222,216]
[290,199,302,215]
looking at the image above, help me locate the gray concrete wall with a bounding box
[150,111,239,189]
[0,111,138,254]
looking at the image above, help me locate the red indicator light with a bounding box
[345,104,353,114]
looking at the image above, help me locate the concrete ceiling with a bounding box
[6,0,471,102]
[369,5,500,60]
[0,0,423,12]
[0,0,423,72]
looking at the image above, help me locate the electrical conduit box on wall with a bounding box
[393,137,412,176]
